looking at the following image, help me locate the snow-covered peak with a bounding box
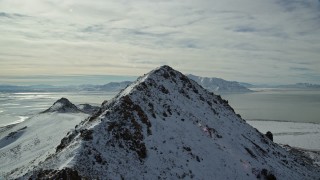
[112,65,199,101]
[21,66,320,179]
[42,98,81,113]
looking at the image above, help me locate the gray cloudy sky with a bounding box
[0,0,320,85]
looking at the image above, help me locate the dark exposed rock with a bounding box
[7,126,27,139]
[245,147,256,158]
[183,146,192,152]
[80,129,93,141]
[266,131,273,142]
[77,104,99,114]
[158,85,169,94]
[258,169,277,180]
[106,96,149,159]
[28,168,83,180]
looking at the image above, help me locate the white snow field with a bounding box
[0,100,89,178]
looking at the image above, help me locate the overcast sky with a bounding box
[1,0,320,85]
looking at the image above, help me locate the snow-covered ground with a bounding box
[247,120,320,150]
[0,112,88,178]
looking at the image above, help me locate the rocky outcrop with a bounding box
[77,104,99,114]
[266,131,273,142]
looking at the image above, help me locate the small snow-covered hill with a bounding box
[41,98,99,115]
[187,74,252,93]
[0,98,89,178]
[42,97,82,113]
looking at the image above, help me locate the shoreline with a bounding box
[247,120,320,151]
[246,119,320,124]
[0,116,29,129]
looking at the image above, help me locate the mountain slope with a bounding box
[187,74,252,93]
[0,98,89,178]
[21,66,319,179]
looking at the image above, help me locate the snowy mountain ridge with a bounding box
[8,66,320,179]
[187,74,252,93]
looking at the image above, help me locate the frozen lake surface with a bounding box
[247,120,320,150]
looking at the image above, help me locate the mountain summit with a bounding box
[22,66,319,179]
[42,98,81,113]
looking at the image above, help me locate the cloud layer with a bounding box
[0,0,319,84]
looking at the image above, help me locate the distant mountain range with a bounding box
[0,83,131,93]
[276,83,320,89]
[1,79,319,94]
[78,81,132,92]
[187,74,252,93]
[0,84,68,92]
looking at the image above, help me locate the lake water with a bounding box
[222,89,320,124]
[1,89,320,126]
